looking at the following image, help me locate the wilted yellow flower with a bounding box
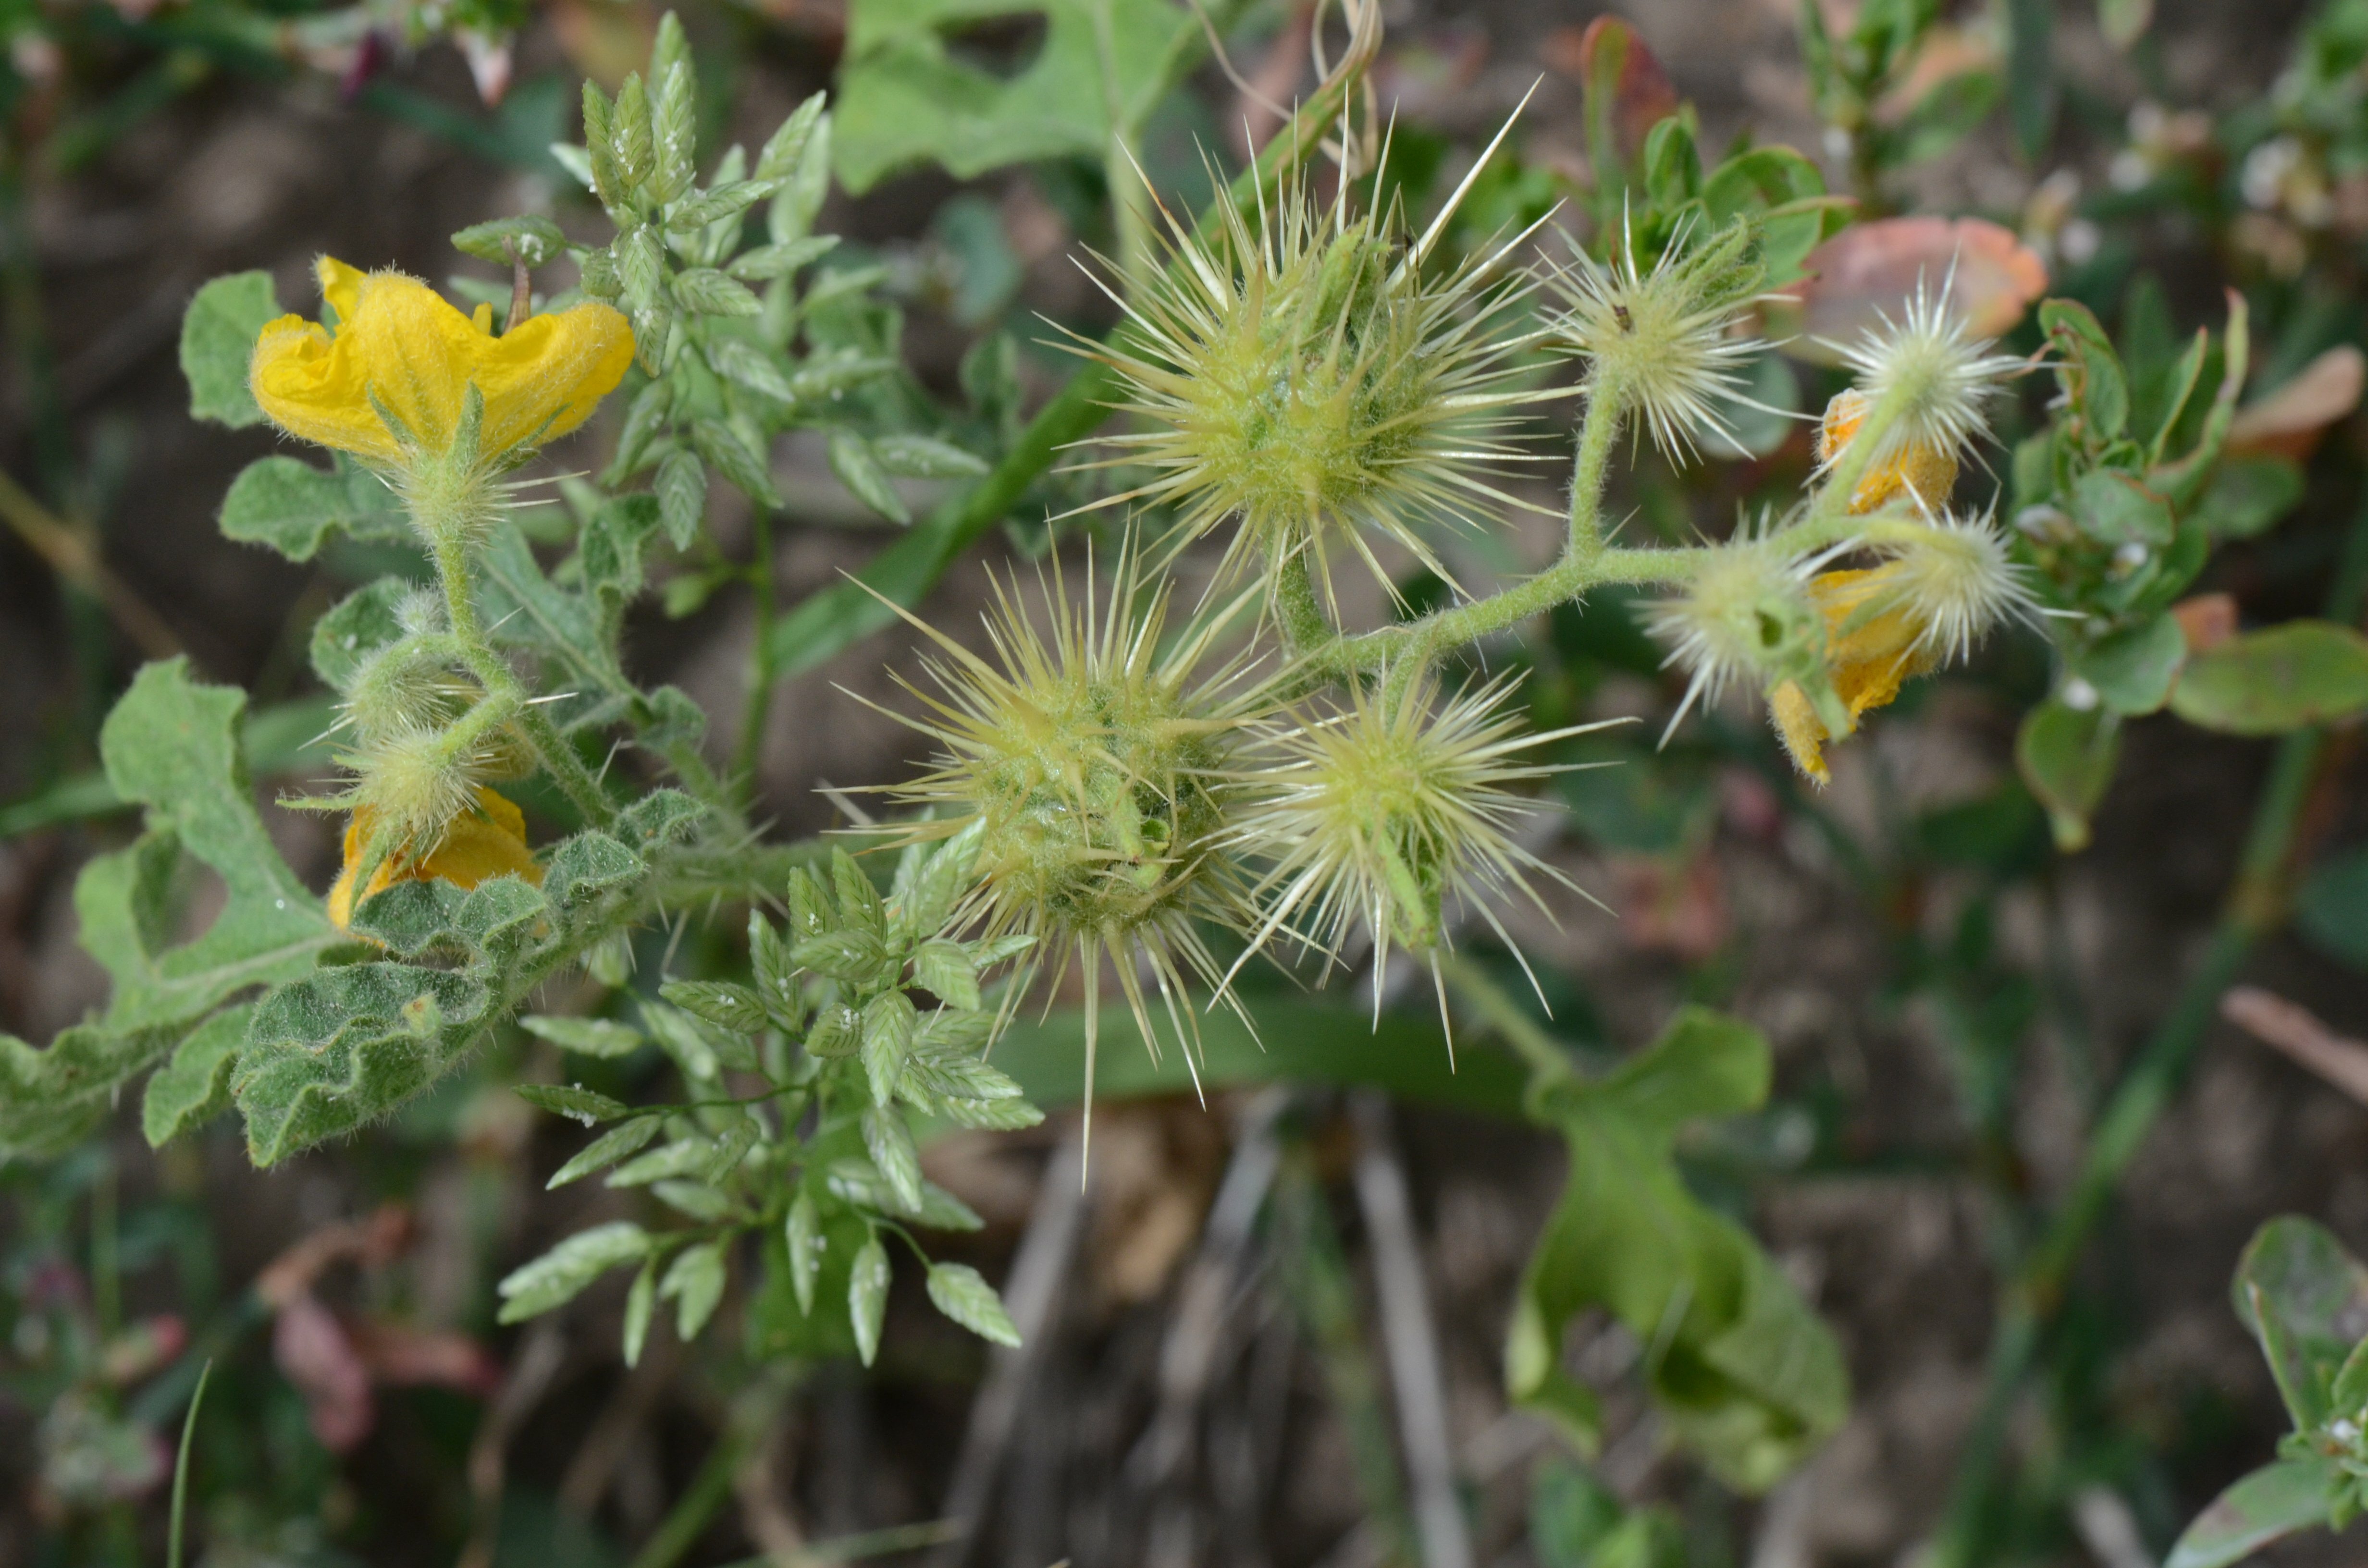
[327,785,542,931]
[251,257,632,469]
[1819,388,1957,515]
[1766,567,1940,783]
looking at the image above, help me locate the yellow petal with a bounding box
[468,301,636,455]
[1819,388,1960,515]
[417,789,541,888]
[337,270,490,455]
[1763,567,1942,784]
[249,257,633,467]
[1767,681,1832,783]
[317,256,366,329]
[251,313,407,467]
[327,787,542,933]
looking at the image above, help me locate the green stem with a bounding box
[1804,394,1901,530]
[1567,370,1625,559]
[1275,550,1334,655]
[1924,480,2368,1568]
[434,531,481,646]
[624,1424,753,1568]
[1329,544,1709,683]
[734,509,779,804]
[1438,951,1578,1090]
[454,643,617,829]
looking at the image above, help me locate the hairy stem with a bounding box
[1567,368,1626,560]
[1275,549,1335,655]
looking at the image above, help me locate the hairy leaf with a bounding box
[181,272,282,428]
[849,1233,890,1367]
[1505,1009,1848,1494]
[834,0,1195,191]
[548,1117,663,1188]
[497,1222,650,1322]
[661,1240,728,1340]
[926,1262,1021,1347]
[235,828,654,1164]
[516,1083,632,1124]
[2,662,339,1161]
[220,456,408,562]
[521,1015,648,1059]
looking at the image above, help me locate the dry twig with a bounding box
[2221,985,2368,1106]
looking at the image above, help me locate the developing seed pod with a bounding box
[1547,214,1771,462]
[1819,275,2025,491]
[1765,513,2039,782]
[1818,387,1959,515]
[1226,671,1610,1035]
[873,545,1275,1126]
[1071,136,1554,612]
[1643,528,1853,746]
[1858,511,2039,663]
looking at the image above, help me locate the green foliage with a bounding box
[1799,0,2002,190]
[2168,1218,2368,1564]
[233,818,661,1164]
[832,0,1196,192]
[179,271,282,429]
[2015,700,2121,853]
[218,454,409,562]
[2297,846,2368,968]
[495,829,1038,1365]
[1530,1460,1684,1568]
[1504,1008,1848,1493]
[2003,291,2259,846]
[0,661,341,1162]
[2170,622,2368,734]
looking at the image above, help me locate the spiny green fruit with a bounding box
[869,544,1276,1107]
[1073,154,1554,612]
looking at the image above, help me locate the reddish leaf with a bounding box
[1613,853,1729,961]
[273,1292,375,1452]
[2172,593,2239,654]
[1559,17,1678,166]
[344,1316,501,1397]
[254,1203,413,1308]
[1773,216,2048,363]
[2229,346,2365,460]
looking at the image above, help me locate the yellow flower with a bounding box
[251,257,632,469]
[327,785,542,932]
[1819,387,1958,515]
[1767,567,1941,783]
